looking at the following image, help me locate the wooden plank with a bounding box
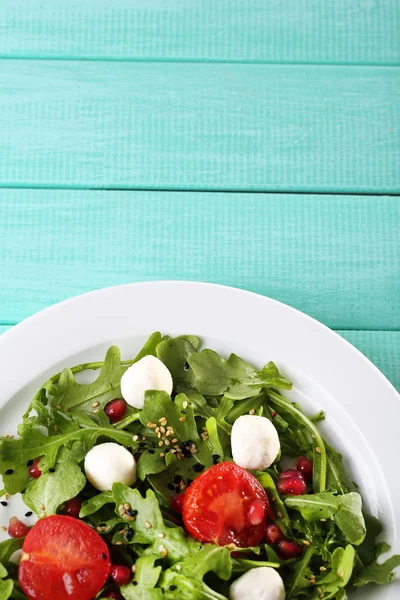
[0,325,398,392]
[1,61,399,193]
[0,0,399,64]
[338,331,400,392]
[0,190,398,329]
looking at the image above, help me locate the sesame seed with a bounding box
[155,427,160,433]
[147,422,157,429]
[338,571,344,578]
[1,526,7,532]
[56,404,61,409]
[160,426,166,434]
[179,416,186,422]
[202,427,207,431]
[162,434,167,440]
[303,540,311,546]
[39,504,45,510]
[271,496,276,502]
[133,435,139,441]
[176,564,182,571]
[316,447,321,454]
[226,543,236,549]
[320,566,327,571]
[158,441,164,447]
[145,521,152,529]
[92,401,100,408]
[124,503,130,510]
[320,518,327,522]
[165,439,171,446]
[126,515,135,522]
[158,532,165,538]
[157,432,162,438]
[171,438,178,443]
[131,565,136,573]
[312,434,316,439]
[277,512,283,518]
[115,541,123,545]
[170,449,177,454]
[162,549,168,557]
[40,512,46,519]
[158,418,167,423]
[249,409,255,415]
[160,453,165,458]
[320,594,324,599]
[93,408,99,414]
[182,401,188,409]
[316,588,322,595]
[192,448,198,454]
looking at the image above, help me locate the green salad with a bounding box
[0,332,399,600]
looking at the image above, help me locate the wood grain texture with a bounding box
[1,61,399,192]
[0,0,399,64]
[0,325,398,391]
[0,190,398,329]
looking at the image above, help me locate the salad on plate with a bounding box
[0,332,399,599]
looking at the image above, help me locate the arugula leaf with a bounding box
[139,391,213,480]
[161,545,232,600]
[287,545,316,599]
[156,337,199,389]
[316,545,355,599]
[186,392,232,449]
[0,539,24,564]
[0,424,136,494]
[134,332,169,362]
[112,484,199,562]
[285,492,366,545]
[352,542,400,586]
[0,578,13,600]
[325,443,356,495]
[122,555,163,599]
[255,472,291,535]
[79,491,114,517]
[23,451,86,516]
[357,512,383,566]
[188,351,291,400]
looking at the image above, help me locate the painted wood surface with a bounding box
[0,61,399,192]
[0,0,399,64]
[0,325,398,392]
[0,190,398,329]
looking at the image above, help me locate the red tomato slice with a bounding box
[182,462,270,547]
[19,515,110,600]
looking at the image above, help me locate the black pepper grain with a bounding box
[49,468,56,473]
[148,449,155,454]
[25,511,33,517]
[26,460,34,467]
[125,527,135,542]
[183,362,190,371]
[193,464,205,473]
[169,585,177,591]
[5,469,13,475]
[212,454,220,465]
[101,553,107,560]
[0,501,7,507]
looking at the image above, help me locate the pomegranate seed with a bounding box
[277,470,306,496]
[247,500,265,526]
[171,491,186,514]
[277,539,304,559]
[105,399,127,423]
[64,497,81,518]
[8,517,29,539]
[110,564,131,586]
[104,591,123,600]
[265,524,283,545]
[28,458,42,479]
[296,456,313,482]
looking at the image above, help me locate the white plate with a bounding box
[0,282,399,598]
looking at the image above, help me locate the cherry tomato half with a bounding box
[182,462,270,547]
[19,515,110,600]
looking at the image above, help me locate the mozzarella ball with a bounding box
[121,355,173,409]
[84,442,136,491]
[230,567,285,600]
[231,415,280,470]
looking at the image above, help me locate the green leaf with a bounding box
[186,392,232,449]
[316,545,355,598]
[0,539,24,564]
[156,337,198,388]
[357,512,383,566]
[0,579,13,600]
[287,545,316,599]
[52,346,126,414]
[111,484,199,562]
[0,424,136,494]
[79,491,114,517]
[352,542,400,587]
[255,472,291,536]
[134,332,168,362]
[285,492,366,545]
[161,545,232,600]
[188,351,291,400]
[139,391,213,480]
[23,452,86,516]
[121,555,163,599]
[325,443,356,495]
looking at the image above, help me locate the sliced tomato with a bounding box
[19,515,110,600]
[182,461,270,547]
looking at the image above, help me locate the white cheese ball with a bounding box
[84,442,136,491]
[230,567,285,600]
[120,355,173,409]
[231,415,280,470]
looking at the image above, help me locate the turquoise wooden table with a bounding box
[0,1,398,391]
